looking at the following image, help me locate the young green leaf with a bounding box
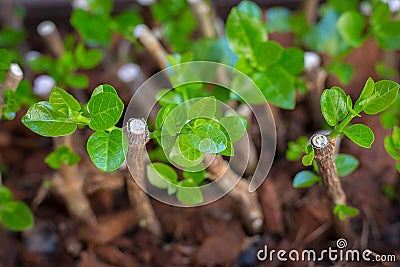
[363,80,400,115]
[286,136,308,161]
[74,43,104,69]
[354,77,375,112]
[65,73,89,89]
[327,61,353,85]
[253,67,295,109]
[226,8,267,61]
[49,87,81,117]
[344,124,374,148]
[0,201,34,231]
[293,170,321,188]
[182,168,206,184]
[86,128,127,172]
[333,204,359,221]
[265,7,292,33]
[45,145,81,169]
[334,154,359,176]
[220,115,247,143]
[276,47,304,76]
[253,41,283,70]
[22,101,77,137]
[187,97,216,120]
[302,149,314,166]
[320,86,349,126]
[146,162,178,189]
[92,84,118,96]
[88,92,124,131]
[337,11,366,47]
[0,185,13,204]
[384,135,400,161]
[169,135,203,168]
[176,180,203,205]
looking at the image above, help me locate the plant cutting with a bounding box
[292,78,399,236]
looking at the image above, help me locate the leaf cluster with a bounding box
[225,2,305,109]
[384,126,400,172]
[22,84,127,172]
[28,42,103,89]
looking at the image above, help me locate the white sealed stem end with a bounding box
[128,118,147,135]
[304,51,321,71]
[10,63,23,77]
[37,21,56,36]
[72,0,89,10]
[311,134,329,149]
[381,0,400,12]
[134,24,147,39]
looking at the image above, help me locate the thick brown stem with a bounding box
[52,135,96,225]
[203,154,263,234]
[0,63,23,117]
[188,0,216,38]
[125,118,162,238]
[37,20,65,58]
[134,24,168,70]
[304,0,319,25]
[310,134,352,237]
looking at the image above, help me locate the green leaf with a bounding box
[1,89,19,120]
[328,61,353,85]
[156,89,182,106]
[169,135,203,168]
[70,9,111,46]
[328,0,360,12]
[88,0,113,15]
[112,10,143,41]
[337,11,366,47]
[182,168,206,184]
[334,154,359,176]
[293,170,320,188]
[28,55,53,73]
[220,115,247,143]
[384,135,400,160]
[237,0,262,19]
[45,145,81,169]
[187,97,216,120]
[344,124,374,148]
[320,86,349,126]
[334,204,359,221]
[164,104,187,136]
[0,201,34,231]
[65,73,89,89]
[88,92,124,131]
[254,41,283,70]
[74,43,104,69]
[0,49,11,70]
[0,186,13,204]
[22,101,77,137]
[176,180,203,205]
[146,162,178,189]
[354,77,375,112]
[92,84,118,96]
[302,149,314,166]
[286,136,308,161]
[86,128,127,172]
[226,8,267,61]
[276,47,304,75]
[253,67,295,109]
[49,87,81,117]
[363,80,400,115]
